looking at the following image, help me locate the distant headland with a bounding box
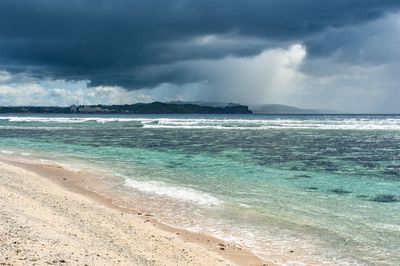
[0,102,252,114]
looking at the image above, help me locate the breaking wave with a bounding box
[1,116,400,130]
[124,179,222,206]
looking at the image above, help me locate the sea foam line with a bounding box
[124,179,222,206]
[2,116,400,130]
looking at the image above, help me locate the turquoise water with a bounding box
[0,114,400,265]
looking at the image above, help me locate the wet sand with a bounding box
[0,157,269,266]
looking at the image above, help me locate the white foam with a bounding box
[0,126,75,130]
[125,179,222,206]
[1,116,400,130]
[144,118,400,130]
[0,150,14,154]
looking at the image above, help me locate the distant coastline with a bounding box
[250,104,339,115]
[0,102,252,114]
[0,102,346,115]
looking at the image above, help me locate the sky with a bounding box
[0,0,400,113]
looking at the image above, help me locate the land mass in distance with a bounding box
[0,102,252,114]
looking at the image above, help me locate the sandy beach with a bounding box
[0,158,266,266]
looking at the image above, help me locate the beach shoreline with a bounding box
[0,156,268,266]
[1,115,399,265]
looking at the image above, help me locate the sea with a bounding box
[0,114,399,265]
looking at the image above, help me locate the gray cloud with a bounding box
[0,0,399,89]
[304,13,400,64]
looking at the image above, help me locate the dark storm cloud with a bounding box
[304,13,400,65]
[0,0,399,88]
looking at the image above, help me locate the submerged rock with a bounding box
[329,188,351,195]
[370,194,400,203]
[295,174,312,179]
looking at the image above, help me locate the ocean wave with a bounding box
[0,150,14,154]
[124,179,222,206]
[0,125,76,130]
[1,116,400,130]
[0,116,140,123]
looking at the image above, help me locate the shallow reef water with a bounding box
[0,114,399,265]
